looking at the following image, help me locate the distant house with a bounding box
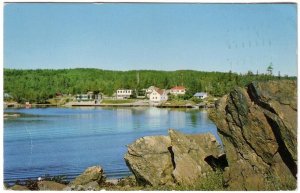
[170,86,186,95]
[194,92,208,99]
[149,88,168,103]
[116,89,133,99]
[76,91,102,102]
[146,86,158,98]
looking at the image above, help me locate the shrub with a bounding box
[191,97,203,103]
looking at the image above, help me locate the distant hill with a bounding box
[4,68,295,103]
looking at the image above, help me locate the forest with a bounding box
[4,68,295,103]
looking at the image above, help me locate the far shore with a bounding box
[4,101,214,109]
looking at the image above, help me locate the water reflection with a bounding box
[116,108,133,129]
[189,110,198,128]
[169,110,186,129]
[145,108,169,128]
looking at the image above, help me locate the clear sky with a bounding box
[4,3,297,76]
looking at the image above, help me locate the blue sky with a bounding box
[4,3,297,76]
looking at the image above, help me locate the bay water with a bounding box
[4,107,220,184]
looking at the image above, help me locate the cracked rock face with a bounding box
[124,129,223,186]
[209,80,297,190]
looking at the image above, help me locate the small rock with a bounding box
[63,186,72,191]
[83,181,101,190]
[106,179,118,185]
[70,166,104,186]
[10,184,30,191]
[37,180,67,190]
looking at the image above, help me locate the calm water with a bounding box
[4,107,219,183]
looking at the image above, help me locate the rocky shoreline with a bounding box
[5,80,297,191]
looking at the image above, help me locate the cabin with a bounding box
[170,86,186,95]
[149,88,168,103]
[116,89,133,99]
[194,92,208,99]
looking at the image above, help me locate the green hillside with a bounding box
[4,68,294,103]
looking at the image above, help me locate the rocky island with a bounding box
[6,80,297,191]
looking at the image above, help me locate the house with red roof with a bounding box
[170,86,186,95]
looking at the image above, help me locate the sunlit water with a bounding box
[4,107,220,184]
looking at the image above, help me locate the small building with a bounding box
[116,89,133,99]
[146,86,159,98]
[194,92,208,99]
[76,91,102,102]
[170,86,186,95]
[149,88,168,103]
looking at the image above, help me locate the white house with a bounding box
[194,92,208,99]
[146,86,158,98]
[116,89,133,99]
[149,88,168,103]
[170,86,186,95]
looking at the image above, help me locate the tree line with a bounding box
[4,68,295,103]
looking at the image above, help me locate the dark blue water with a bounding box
[4,107,219,184]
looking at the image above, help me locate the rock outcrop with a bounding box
[124,129,224,186]
[66,166,104,190]
[209,80,297,190]
[37,180,67,190]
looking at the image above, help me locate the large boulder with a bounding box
[124,136,174,186]
[209,80,297,190]
[124,130,224,186]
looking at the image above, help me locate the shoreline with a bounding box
[4,102,215,109]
